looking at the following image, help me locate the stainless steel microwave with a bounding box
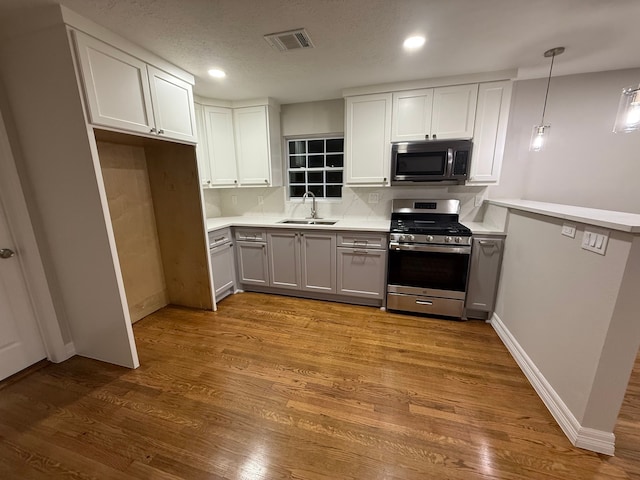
[391,139,472,185]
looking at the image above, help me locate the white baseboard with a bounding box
[490,313,615,456]
[63,341,76,360]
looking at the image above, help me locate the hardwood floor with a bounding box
[0,292,638,479]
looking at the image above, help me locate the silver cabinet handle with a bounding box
[353,249,368,254]
[416,300,433,306]
[0,248,15,259]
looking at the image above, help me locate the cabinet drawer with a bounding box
[337,232,387,249]
[208,228,232,247]
[235,229,267,242]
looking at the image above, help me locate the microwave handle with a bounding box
[445,148,454,177]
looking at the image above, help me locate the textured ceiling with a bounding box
[1,0,640,104]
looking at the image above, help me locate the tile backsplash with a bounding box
[204,185,489,222]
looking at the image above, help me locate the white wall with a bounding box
[492,68,640,212]
[281,99,345,137]
[493,209,640,448]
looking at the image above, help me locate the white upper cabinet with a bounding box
[147,66,197,143]
[194,102,211,186]
[73,31,196,143]
[345,93,392,185]
[391,84,478,141]
[233,105,282,187]
[391,89,434,141]
[468,81,513,185]
[74,31,154,134]
[204,106,237,186]
[195,101,282,188]
[431,84,478,139]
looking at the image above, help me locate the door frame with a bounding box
[0,107,70,363]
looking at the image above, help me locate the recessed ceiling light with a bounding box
[208,69,226,78]
[403,36,426,50]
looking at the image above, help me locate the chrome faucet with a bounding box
[302,191,318,219]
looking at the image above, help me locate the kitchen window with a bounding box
[287,136,344,198]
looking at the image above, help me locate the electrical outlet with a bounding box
[581,228,609,255]
[368,193,380,204]
[561,223,576,238]
[231,195,237,205]
[474,194,484,207]
[257,196,264,205]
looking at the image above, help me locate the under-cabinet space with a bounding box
[97,131,213,322]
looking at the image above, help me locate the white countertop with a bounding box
[206,215,508,235]
[488,199,640,233]
[206,216,391,232]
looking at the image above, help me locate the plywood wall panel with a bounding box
[97,141,168,322]
[145,142,213,310]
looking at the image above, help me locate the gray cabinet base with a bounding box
[240,284,384,308]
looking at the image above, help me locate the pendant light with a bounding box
[613,84,640,133]
[530,47,565,152]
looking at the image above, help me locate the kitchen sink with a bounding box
[278,219,338,225]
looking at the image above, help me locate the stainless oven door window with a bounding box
[387,248,469,292]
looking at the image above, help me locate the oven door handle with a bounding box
[389,242,471,255]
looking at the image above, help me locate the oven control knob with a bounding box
[445,236,452,243]
[455,236,462,243]
[426,235,434,242]
[399,235,407,241]
[409,235,415,241]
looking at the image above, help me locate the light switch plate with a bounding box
[257,195,264,205]
[581,228,609,255]
[231,195,238,205]
[475,194,484,207]
[561,223,576,238]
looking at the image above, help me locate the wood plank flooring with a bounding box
[0,292,638,479]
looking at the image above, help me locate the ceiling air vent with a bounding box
[264,28,314,52]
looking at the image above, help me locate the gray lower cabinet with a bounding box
[465,236,505,314]
[300,231,336,293]
[336,232,387,299]
[209,228,236,301]
[336,247,387,299]
[267,230,336,294]
[268,230,300,290]
[235,229,269,286]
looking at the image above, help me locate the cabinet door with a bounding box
[234,106,271,186]
[147,65,197,143]
[431,84,478,139]
[300,232,336,293]
[210,243,236,301]
[236,241,269,286]
[345,94,392,185]
[204,106,238,186]
[468,81,513,185]
[194,103,212,186]
[465,237,504,313]
[73,31,154,134]
[391,89,433,141]
[267,231,301,290]
[337,248,387,299]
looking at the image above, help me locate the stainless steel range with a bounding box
[386,199,472,318]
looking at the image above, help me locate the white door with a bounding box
[345,93,392,185]
[431,84,478,139]
[234,106,271,186]
[0,198,47,380]
[73,31,155,135]
[148,65,197,143]
[391,89,434,141]
[204,106,238,186]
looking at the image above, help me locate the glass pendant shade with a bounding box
[613,85,640,133]
[530,125,549,152]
